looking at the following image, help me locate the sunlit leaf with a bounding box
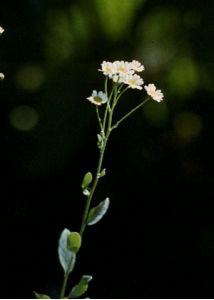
[69,275,93,298]
[87,198,110,226]
[58,228,76,274]
[33,291,51,299]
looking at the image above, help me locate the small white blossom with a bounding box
[0,26,4,34]
[113,60,133,75]
[123,73,144,90]
[144,83,164,102]
[87,90,108,106]
[0,73,4,80]
[130,60,144,72]
[99,61,116,77]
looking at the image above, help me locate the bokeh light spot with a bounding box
[167,57,199,97]
[174,111,202,142]
[15,64,45,91]
[9,105,39,131]
[95,0,144,40]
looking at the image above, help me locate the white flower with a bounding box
[0,73,4,80]
[0,26,4,34]
[144,83,164,102]
[99,61,116,77]
[130,60,144,72]
[87,90,108,106]
[123,73,144,90]
[113,60,133,75]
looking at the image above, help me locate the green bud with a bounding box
[99,168,106,178]
[97,134,104,149]
[81,172,93,190]
[67,232,82,253]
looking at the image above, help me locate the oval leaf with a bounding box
[68,275,93,299]
[87,198,110,226]
[58,228,76,274]
[34,291,51,299]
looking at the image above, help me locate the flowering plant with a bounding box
[34,60,163,299]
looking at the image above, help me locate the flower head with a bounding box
[130,60,144,72]
[113,60,133,75]
[0,26,4,34]
[0,73,4,80]
[87,90,108,106]
[144,84,164,102]
[99,61,116,77]
[123,73,144,90]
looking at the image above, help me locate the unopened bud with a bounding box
[67,232,82,253]
[81,172,93,190]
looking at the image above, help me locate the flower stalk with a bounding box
[35,60,164,299]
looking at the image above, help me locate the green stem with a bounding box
[60,274,69,299]
[60,255,76,298]
[96,106,103,131]
[113,86,129,108]
[79,87,115,237]
[112,97,150,130]
[79,135,108,237]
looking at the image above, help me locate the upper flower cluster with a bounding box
[86,60,164,105]
[99,60,144,90]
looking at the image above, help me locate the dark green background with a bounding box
[0,0,214,298]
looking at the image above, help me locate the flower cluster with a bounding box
[87,60,164,105]
[100,60,144,90]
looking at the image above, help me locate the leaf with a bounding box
[68,275,93,298]
[99,168,106,178]
[58,228,76,274]
[34,291,51,299]
[87,198,110,226]
[81,172,93,190]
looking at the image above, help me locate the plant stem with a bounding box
[60,274,69,299]
[79,89,115,237]
[60,255,76,298]
[112,97,150,130]
[59,90,149,298]
[79,135,108,237]
[96,106,103,131]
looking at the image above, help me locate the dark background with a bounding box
[0,0,214,298]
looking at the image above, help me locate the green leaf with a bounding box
[81,172,93,190]
[68,275,93,298]
[33,291,51,299]
[67,232,82,253]
[87,198,110,226]
[58,228,76,274]
[99,168,106,178]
